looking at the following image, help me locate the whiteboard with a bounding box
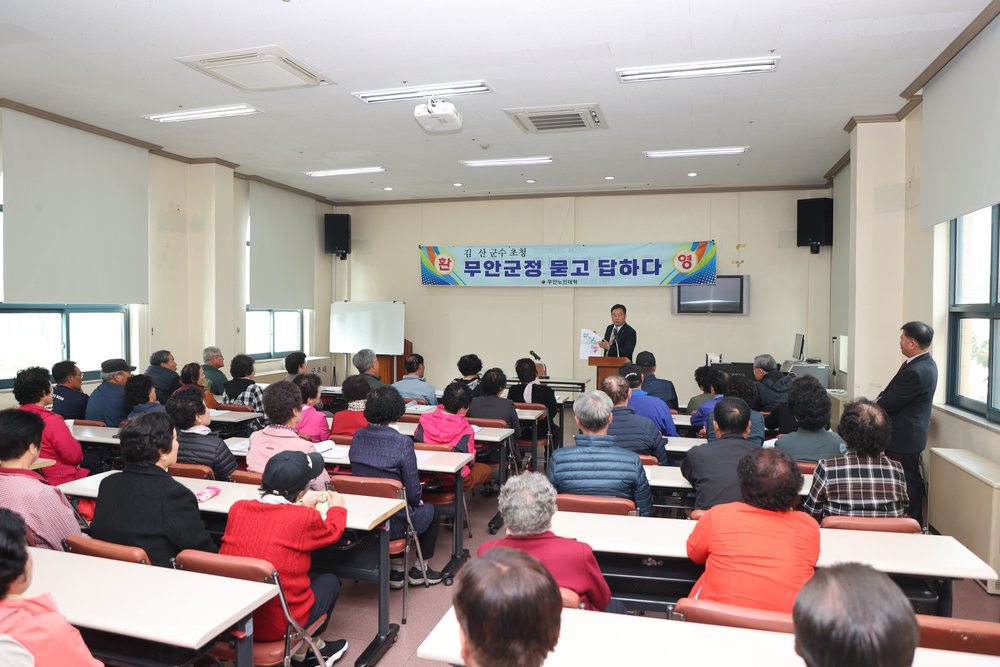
[329,301,405,354]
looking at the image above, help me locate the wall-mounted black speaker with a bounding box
[324,213,351,259]
[797,198,833,254]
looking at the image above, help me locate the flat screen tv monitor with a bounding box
[793,333,805,361]
[673,275,749,315]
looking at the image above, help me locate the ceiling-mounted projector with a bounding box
[414,98,462,134]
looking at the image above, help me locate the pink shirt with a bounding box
[247,426,330,491]
[296,404,330,443]
[0,468,82,550]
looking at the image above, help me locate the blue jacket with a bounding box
[85,382,130,426]
[52,385,89,420]
[144,364,182,404]
[706,410,765,445]
[641,375,679,411]
[391,374,438,405]
[690,394,722,429]
[547,434,652,516]
[628,391,679,437]
[606,406,669,465]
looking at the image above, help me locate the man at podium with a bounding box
[598,304,636,361]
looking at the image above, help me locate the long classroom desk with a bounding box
[226,438,475,582]
[26,546,276,667]
[662,436,706,454]
[59,472,405,667]
[71,423,120,445]
[645,465,813,494]
[549,510,998,616]
[417,605,999,667]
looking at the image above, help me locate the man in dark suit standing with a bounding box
[599,303,636,361]
[877,321,937,526]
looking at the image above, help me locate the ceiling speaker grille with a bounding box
[505,104,606,133]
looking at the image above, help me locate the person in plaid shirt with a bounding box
[802,399,908,521]
[222,353,268,431]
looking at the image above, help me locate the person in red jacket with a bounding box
[329,375,370,437]
[13,366,96,485]
[0,508,102,666]
[220,450,349,666]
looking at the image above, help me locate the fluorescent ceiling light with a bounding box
[143,103,261,123]
[306,166,387,177]
[460,156,553,168]
[644,147,748,158]
[352,80,492,103]
[617,57,780,83]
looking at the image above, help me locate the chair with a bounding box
[329,434,353,446]
[231,470,263,486]
[24,527,36,547]
[69,419,107,427]
[399,414,420,424]
[329,475,427,624]
[556,494,637,516]
[797,461,817,475]
[672,597,795,633]
[63,534,151,565]
[466,417,517,476]
[217,403,253,412]
[168,463,215,480]
[638,454,658,466]
[173,550,326,666]
[203,389,220,410]
[415,442,472,539]
[916,613,1000,655]
[559,587,584,609]
[512,402,549,470]
[820,516,922,533]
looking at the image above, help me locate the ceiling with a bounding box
[0,0,991,203]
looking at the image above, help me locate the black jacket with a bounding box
[603,322,636,361]
[176,430,239,481]
[878,353,938,455]
[680,433,758,510]
[507,382,558,439]
[144,364,182,404]
[468,395,522,439]
[754,370,793,412]
[90,465,217,567]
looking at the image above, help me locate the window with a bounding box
[948,205,999,421]
[0,305,130,389]
[245,220,303,360]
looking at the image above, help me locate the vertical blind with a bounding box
[248,180,316,310]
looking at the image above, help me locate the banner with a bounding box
[419,242,716,287]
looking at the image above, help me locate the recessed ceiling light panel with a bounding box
[644,147,748,158]
[460,156,553,168]
[306,167,387,177]
[143,103,261,123]
[176,45,331,92]
[352,80,492,103]
[618,57,780,83]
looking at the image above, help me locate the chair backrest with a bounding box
[330,474,403,500]
[535,362,547,378]
[559,587,583,609]
[203,389,220,410]
[329,434,353,446]
[230,469,263,486]
[71,419,106,427]
[64,534,151,565]
[24,527,36,547]
[168,462,216,480]
[175,548,276,584]
[466,417,507,430]
[638,454,658,466]
[673,597,795,634]
[399,414,420,424]
[513,402,548,420]
[797,461,817,475]
[820,515,922,533]
[916,613,1000,655]
[415,442,452,452]
[556,494,637,516]
[217,403,253,412]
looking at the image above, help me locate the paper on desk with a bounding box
[408,404,435,413]
[415,450,435,463]
[227,438,250,453]
[209,409,226,417]
[471,425,482,433]
[579,329,603,359]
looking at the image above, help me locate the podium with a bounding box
[588,356,628,387]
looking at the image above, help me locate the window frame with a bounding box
[0,303,131,389]
[947,205,1000,423]
[245,308,304,361]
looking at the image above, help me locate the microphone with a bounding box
[529,350,541,361]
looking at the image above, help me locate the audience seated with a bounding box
[415,382,493,488]
[479,472,619,612]
[247,383,329,491]
[706,376,764,445]
[177,362,218,409]
[772,376,843,462]
[84,358,135,427]
[507,357,559,440]
[349,386,443,587]
[0,411,81,550]
[689,369,729,430]
[454,353,485,398]
[89,412,217,567]
[802,399,908,521]
[165,387,238,482]
[547,391,652,516]
[124,374,166,421]
[753,354,793,412]
[794,563,918,667]
[601,374,669,465]
[468,368,521,440]
[0,509,102,665]
[220,451,349,665]
[352,348,385,391]
[222,353,268,431]
[329,375,370,436]
[635,351,679,411]
[282,351,308,383]
[144,349,181,404]
[392,353,437,405]
[455,547,561,667]
[14,367,92,485]
[293,374,331,443]
[50,360,89,420]
[201,346,228,396]
[687,448,820,612]
[686,365,713,415]
[681,397,758,510]
[619,362,678,437]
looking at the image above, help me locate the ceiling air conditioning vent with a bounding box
[505,104,607,134]
[176,45,332,92]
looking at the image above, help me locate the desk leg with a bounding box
[233,613,253,667]
[531,419,538,472]
[937,579,953,617]
[442,471,469,585]
[354,524,399,667]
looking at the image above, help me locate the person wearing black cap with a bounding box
[221,450,349,666]
[634,351,679,411]
[84,357,136,426]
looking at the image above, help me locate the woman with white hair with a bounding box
[478,472,617,612]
